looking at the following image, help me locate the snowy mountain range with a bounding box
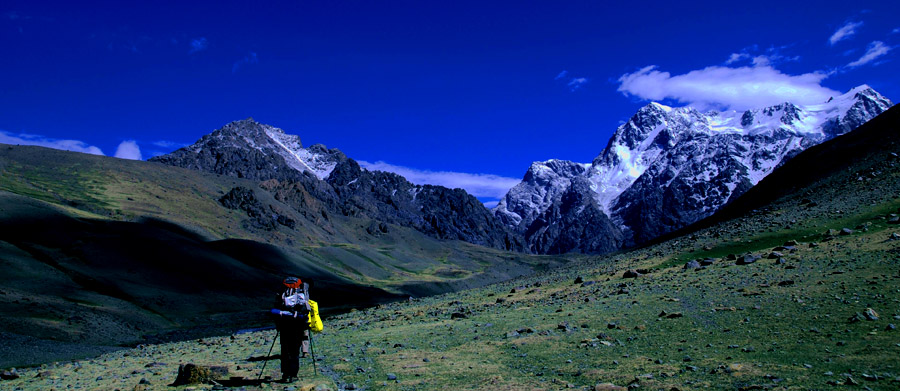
[150,86,892,255]
[494,85,893,253]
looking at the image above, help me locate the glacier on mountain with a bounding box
[495,85,893,252]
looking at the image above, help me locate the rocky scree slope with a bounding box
[495,85,893,253]
[151,119,524,251]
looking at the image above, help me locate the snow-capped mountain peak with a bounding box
[495,85,893,252]
[183,118,343,180]
[493,159,588,228]
[152,118,346,183]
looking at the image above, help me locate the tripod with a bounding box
[257,330,280,382]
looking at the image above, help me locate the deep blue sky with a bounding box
[2,1,898,205]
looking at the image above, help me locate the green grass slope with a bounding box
[5,107,898,390]
[0,145,564,367]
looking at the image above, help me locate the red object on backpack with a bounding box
[283,277,302,289]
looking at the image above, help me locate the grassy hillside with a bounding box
[4,108,898,390]
[0,145,565,367]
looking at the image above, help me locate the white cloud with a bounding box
[232,51,259,73]
[0,131,104,155]
[725,52,750,64]
[555,71,589,92]
[189,37,208,53]
[567,77,589,91]
[847,41,891,67]
[114,140,142,160]
[617,65,839,111]
[357,160,520,200]
[751,56,771,67]
[829,21,863,45]
[725,45,800,68]
[152,140,187,149]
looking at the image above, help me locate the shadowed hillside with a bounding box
[0,146,565,367]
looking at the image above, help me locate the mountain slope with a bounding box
[496,85,893,252]
[150,119,524,251]
[6,100,900,390]
[668,101,900,240]
[0,145,561,367]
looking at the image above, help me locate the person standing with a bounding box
[272,277,323,383]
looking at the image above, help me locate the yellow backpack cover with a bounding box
[307,299,323,332]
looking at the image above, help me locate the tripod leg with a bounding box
[257,330,279,382]
[309,333,318,376]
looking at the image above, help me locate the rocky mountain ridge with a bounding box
[150,119,524,251]
[495,85,893,253]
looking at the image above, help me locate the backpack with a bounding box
[278,277,323,333]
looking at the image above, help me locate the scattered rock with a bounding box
[777,280,794,286]
[839,228,853,236]
[450,312,468,319]
[144,362,167,368]
[623,270,641,278]
[658,311,683,319]
[171,363,215,386]
[861,373,879,381]
[736,254,760,265]
[0,370,19,380]
[574,277,584,284]
[767,252,783,259]
[387,373,398,381]
[594,383,627,391]
[683,260,701,270]
[886,324,896,331]
[700,258,716,266]
[864,308,879,321]
[890,233,900,241]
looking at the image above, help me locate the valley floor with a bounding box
[4,215,899,390]
[5,141,900,390]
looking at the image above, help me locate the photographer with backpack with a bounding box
[269,277,324,383]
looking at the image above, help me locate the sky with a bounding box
[2,1,898,207]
